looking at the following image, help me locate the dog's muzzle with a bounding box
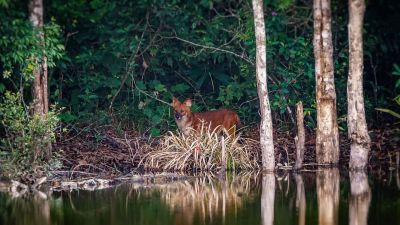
[175,112,182,120]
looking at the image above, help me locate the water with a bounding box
[0,169,400,225]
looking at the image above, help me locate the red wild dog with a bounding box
[172,97,241,136]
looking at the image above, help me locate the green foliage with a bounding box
[0,91,60,175]
[1,0,399,141]
[44,0,323,132]
[0,14,64,84]
[375,64,400,121]
[0,0,9,7]
[375,106,400,120]
[392,63,400,89]
[0,2,65,175]
[0,17,38,82]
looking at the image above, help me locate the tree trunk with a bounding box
[252,0,275,171]
[313,0,340,164]
[29,0,51,158]
[317,169,339,225]
[348,0,371,170]
[29,0,45,115]
[295,102,305,170]
[349,171,371,225]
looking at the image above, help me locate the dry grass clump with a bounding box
[142,125,260,171]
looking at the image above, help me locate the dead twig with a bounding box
[162,36,254,65]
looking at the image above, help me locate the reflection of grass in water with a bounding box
[143,125,260,171]
[135,173,260,223]
[0,173,260,225]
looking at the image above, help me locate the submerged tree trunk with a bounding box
[252,0,275,171]
[313,0,340,164]
[348,0,371,170]
[29,0,51,158]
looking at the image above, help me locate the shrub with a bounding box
[0,91,60,176]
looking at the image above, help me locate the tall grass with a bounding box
[142,125,259,171]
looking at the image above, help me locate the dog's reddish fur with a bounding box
[172,97,241,136]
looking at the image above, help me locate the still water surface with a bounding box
[0,169,400,225]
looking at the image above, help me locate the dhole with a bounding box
[172,97,241,136]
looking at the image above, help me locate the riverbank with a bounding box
[52,124,399,179]
[1,122,398,187]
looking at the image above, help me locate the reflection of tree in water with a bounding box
[295,174,306,225]
[349,171,371,225]
[0,191,53,225]
[317,169,339,225]
[261,173,275,225]
[136,172,260,225]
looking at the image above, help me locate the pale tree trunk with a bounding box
[261,173,275,225]
[313,0,340,164]
[295,102,305,170]
[29,0,51,159]
[252,0,275,171]
[349,171,371,225]
[348,0,371,170]
[317,169,339,225]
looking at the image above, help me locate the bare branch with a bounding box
[162,36,254,65]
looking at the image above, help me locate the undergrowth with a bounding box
[0,91,62,178]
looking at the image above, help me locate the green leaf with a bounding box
[150,127,160,137]
[375,108,400,119]
[171,83,190,93]
[152,114,161,123]
[393,64,400,75]
[59,112,78,122]
[136,81,146,90]
[0,83,5,93]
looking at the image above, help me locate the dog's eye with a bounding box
[180,110,184,114]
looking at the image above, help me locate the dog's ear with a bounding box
[172,97,180,107]
[183,98,192,107]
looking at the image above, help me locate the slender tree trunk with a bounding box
[317,169,339,225]
[295,102,305,170]
[348,0,371,170]
[252,0,275,171]
[349,171,371,225]
[29,0,51,158]
[313,0,340,164]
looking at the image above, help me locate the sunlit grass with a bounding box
[142,125,259,171]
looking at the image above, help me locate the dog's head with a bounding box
[172,97,192,121]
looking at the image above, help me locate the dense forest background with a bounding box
[1,0,399,138]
